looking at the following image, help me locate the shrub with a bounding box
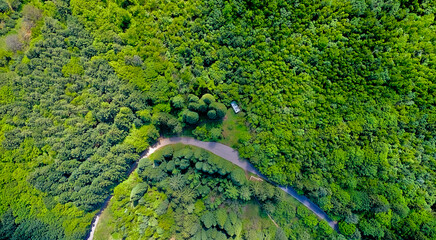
[207,110,217,119]
[171,95,185,109]
[210,128,222,141]
[210,102,227,119]
[339,221,356,236]
[192,126,208,140]
[201,211,216,229]
[130,183,149,204]
[124,125,159,152]
[183,110,199,124]
[188,94,199,102]
[201,94,215,105]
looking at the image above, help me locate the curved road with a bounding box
[87,137,338,239]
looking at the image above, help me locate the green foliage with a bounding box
[223,217,235,236]
[2,0,435,238]
[224,182,239,200]
[375,209,392,227]
[114,107,134,131]
[263,201,276,215]
[201,211,216,229]
[173,92,225,129]
[200,94,215,105]
[339,221,356,236]
[136,109,152,123]
[359,218,385,239]
[215,208,227,228]
[192,125,208,140]
[297,205,310,218]
[156,0,435,238]
[166,160,175,172]
[96,145,337,239]
[137,157,152,177]
[251,181,277,202]
[161,146,174,159]
[62,57,84,77]
[319,220,334,236]
[152,112,182,134]
[188,94,199,103]
[124,125,159,152]
[11,218,63,240]
[303,214,318,228]
[210,102,227,119]
[0,9,158,238]
[183,110,199,125]
[207,109,217,120]
[171,95,185,109]
[239,185,252,201]
[230,167,246,186]
[275,228,287,240]
[168,174,186,191]
[130,182,148,204]
[0,209,16,240]
[197,185,210,197]
[209,128,222,141]
[0,85,14,105]
[0,0,9,12]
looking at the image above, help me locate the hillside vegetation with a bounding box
[0,0,434,239]
[95,144,335,239]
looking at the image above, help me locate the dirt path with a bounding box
[87,137,338,239]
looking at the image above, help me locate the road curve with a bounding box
[87,137,338,239]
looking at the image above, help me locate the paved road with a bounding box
[87,137,338,239]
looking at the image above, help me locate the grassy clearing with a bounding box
[149,142,186,160]
[240,202,279,238]
[94,172,141,240]
[221,108,250,147]
[242,203,272,226]
[93,201,115,240]
[181,105,249,147]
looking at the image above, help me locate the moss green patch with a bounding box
[93,201,116,240]
[221,108,250,147]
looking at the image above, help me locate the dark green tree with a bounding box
[0,209,16,240]
[183,110,199,125]
[207,109,217,120]
[201,211,216,229]
[200,94,215,105]
[210,102,227,119]
[171,95,185,109]
[130,182,149,204]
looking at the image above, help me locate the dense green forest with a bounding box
[95,144,336,239]
[0,0,435,239]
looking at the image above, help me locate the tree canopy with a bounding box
[0,0,434,238]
